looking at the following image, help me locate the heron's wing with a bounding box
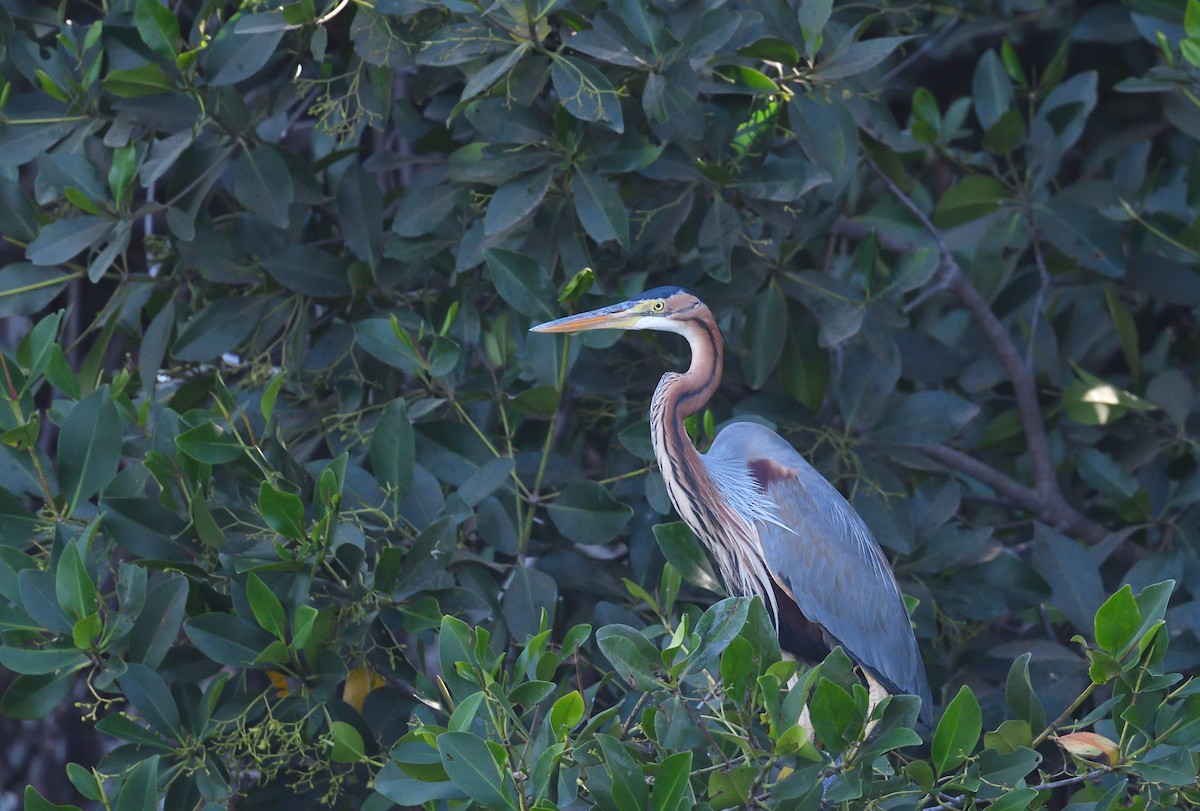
[706,422,932,722]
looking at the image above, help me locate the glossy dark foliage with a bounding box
[1,0,1200,806]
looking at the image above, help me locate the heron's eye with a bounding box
[651,300,665,312]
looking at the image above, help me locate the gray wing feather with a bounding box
[706,422,932,718]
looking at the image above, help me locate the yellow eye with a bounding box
[651,300,665,312]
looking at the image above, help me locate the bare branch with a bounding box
[923,445,1108,543]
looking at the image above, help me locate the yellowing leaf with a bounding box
[343,666,386,712]
[1055,731,1119,764]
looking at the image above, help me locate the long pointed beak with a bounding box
[529,302,641,334]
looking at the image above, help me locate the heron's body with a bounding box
[531,287,932,727]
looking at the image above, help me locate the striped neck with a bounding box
[647,306,779,618]
[648,304,722,467]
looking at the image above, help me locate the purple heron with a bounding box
[531,287,933,728]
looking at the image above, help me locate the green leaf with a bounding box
[354,318,422,374]
[484,249,558,321]
[685,597,751,676]
[503,565,557,641]
[330,720,366,763]
[72,611,101,650]
[987,786,1039,811]
[103,63,176,96]
[1077,448,1139,500]
[206,20,285,85]
[1005,653,1047,731]
[258,482,305,540]
[743,281,787,389]
[337,162,383,269]
[247,572,287,639]
[612,0,661,52]
[546,480,632,544]
[550,690,585,735]
[135,0,181,58]
[261,373,285,424]
[374,761,462,804]
[0,646,89,675]
[573,169,629,247]
[128,576,188,668]
[653,522,721,592]
[19,310,63,391]
[1104,288,1140,384]
[176,422,243,464]
[932,175,1009,227]
[651,750,692,811]
[1062,365,1154,425]
[261,246,351,298]
[114,754,159,811]
[873,391,979,445]
[932,685,981,775]
[697,196,739,281]
[232,146,293,229]
[819,34,913,81]
[292,604,319,648]
[370,398,414,501]
[1133,580,1174,632]
[595,624,666,691]
[437,731,517,810]
[96,714,172,749]
[0,121,77,170]
[708,765,756,811]
[730,157,830,201]
[24,786,82,811]
[0,264,71,318]
[20,570,74,634]
[551,55,624,132]
[184,613,274,667]
[984,719,1033,753]
[485,167,554,236]
[1188,0,1200,39]
[1,670,78,720]
[597,734,649,810]
[973,50,1013,130]
[808,677,858,747]
[172,296,263,361]
[797,0,832,57]
[983,108,1024,155]
[1032,523,1104,633]
[57,387,122,513]
[462,43,530,101]
[139,129,195,187]
[55,540,97,620]
[119,663,181,738]
[27,216,112,266]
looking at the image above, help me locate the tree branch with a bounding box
[923,446,1108,543]
[833,162,1113,547]
[862,160,1057,496]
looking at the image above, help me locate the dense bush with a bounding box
[2,0,1200,806]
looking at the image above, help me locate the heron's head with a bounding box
[529,287,704,335]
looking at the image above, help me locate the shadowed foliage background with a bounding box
[2,0,1200,806]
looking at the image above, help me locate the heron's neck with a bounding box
[649,307,722,471]
[650,308,778,617]
[657,309,723,421]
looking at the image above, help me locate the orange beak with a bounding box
[528,301,643,334]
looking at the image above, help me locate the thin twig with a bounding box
[925,767,1109,810]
